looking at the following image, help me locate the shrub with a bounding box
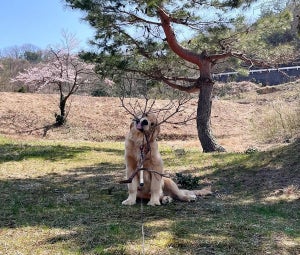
[17,86,27,93]
[252,100,300,143]
[91,88,109,97]
[244,146,259,154]
[175,173,201,190]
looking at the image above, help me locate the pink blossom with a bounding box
[11,50,96,93]
[104,78,115,86]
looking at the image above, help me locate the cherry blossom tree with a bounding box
[12,34,97,126]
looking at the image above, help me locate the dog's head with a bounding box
[130,113,160,139]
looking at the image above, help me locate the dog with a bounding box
[122,113,212,206]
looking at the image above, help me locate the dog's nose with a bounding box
[141,119,148,126]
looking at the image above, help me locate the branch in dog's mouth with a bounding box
[135,119,148,131]
[120,96,196,129]
[119,179,132,184]
[119,168,171,184]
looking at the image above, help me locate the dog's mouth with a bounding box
[135,119,149,132]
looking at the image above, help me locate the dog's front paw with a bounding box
[147,199,161,206]
[122,198,136,205]
[161,196,173,205]
[187,194,196,202]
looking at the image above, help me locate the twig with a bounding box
[119,168,171,184]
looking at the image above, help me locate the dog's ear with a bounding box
[155,124,160,136]
[150,124,160,141]
[130,121,134,130]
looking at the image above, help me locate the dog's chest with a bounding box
[126,139,152,161]
[133,143,149,162]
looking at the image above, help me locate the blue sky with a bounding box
[0,0,94,50]
[0,0,285,52]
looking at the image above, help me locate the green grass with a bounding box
[0,136,299,254]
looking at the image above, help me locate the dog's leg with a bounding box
[122,176,138,206]
[122,153,139,206]
[178,190,197,202]
[161,196,173,205]
[148,175,162,206]
[163,178,197,202]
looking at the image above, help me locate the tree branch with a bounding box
[230,52,268,68]
[157,7,202,68]
[119,96,139,120]
[120,10,161,26]
[161,76,200,93]
[155,97,196,126]
[208,52,232,62]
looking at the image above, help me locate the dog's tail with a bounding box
[193,186,213,196]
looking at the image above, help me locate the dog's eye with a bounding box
[151,123,154,126]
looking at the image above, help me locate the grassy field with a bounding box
[0,135,299,255]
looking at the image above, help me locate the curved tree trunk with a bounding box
[197,79,226,152]
[158,7,226,152]
[196,56,226,152]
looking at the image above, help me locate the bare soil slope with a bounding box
[0,81,299,151]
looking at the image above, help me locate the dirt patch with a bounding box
[213,81,260,97]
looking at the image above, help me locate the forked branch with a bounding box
[120,94,196,127]
[119,96,139,120]
[154,96,196,126]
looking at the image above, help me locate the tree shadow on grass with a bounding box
[0,160,137,251]
[153,197,300,254]
[0,142,124,163]
[0,140,299,254]
[206,139,300,201]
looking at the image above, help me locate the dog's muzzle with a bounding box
[136,119,148,131]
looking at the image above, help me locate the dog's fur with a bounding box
[122,113,212,206]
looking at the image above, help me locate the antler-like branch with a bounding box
[120,94,196,126]
[120,96,158,120]
[154,96,196,126]
[119,96,140,120]
[143,97,156,114]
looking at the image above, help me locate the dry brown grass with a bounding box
[0,81,299,151]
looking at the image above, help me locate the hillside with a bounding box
[0,82,299,255]
[0,81,299,151]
